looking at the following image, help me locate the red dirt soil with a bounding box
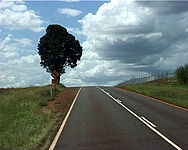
[39,87,79,114]
[38,87,79,150]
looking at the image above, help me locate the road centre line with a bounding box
[96,86,183,150]
[97,87,141,118]
[116,99,122,103]
[141,116,157,128]
[49,87,82,150]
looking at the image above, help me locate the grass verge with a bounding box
[118,78,188,109]
[0,85,64,150]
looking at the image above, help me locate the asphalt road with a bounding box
[54,86,188,150]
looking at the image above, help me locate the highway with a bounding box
[53,86,188,150]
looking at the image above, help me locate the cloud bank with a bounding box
[1,0,188,88]
[78,0,188,74]
[63,0,188,86]
[0,0,45,32]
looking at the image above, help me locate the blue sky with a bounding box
[0,0,106,87]
[1,0,188,88]
[1,1,105,53]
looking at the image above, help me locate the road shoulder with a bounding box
[38,87,80,150]
[115,87,188,112]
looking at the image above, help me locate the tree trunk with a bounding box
[57,75,60,84]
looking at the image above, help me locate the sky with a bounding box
[0,0,188,88]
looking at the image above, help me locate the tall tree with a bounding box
[38,24,82,83]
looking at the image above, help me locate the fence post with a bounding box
[50,84,53,98]
[166,72,168,84]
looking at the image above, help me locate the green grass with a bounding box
[118,78,188,109]
[0,85,64,150]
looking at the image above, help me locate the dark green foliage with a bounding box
[39,100,48,107]
[38,24,82,75]
[175,64,188,84]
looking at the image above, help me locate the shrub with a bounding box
[39,100,48,107]
[175,64,188,84]
[185,64,188,77]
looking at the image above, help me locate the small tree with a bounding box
[38,24,82,83]
[175,64,188,84]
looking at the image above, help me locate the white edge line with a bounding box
[97,87,183,150]
[141,116,157,128]
[49,87,82,150]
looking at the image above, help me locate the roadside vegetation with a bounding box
[175,64,188,84]
[118,77,188,109]
[118,65,188,109]
[0,85,64,150]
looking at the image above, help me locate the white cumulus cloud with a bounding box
[0,0,45,32]
[58,8,82,17]
[59,0,188,87]
[78,0,188,75]
[0,54,51,88]
[0,34,34,58]
[14,38,33,47]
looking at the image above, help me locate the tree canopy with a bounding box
[38,24,82,76]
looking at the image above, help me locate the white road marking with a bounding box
[116,99,122,103]
[49,87,82,150]
[96,86,183,150]
[141,116,157,128]
[139,117,182,150]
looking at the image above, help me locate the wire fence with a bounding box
[122,72,175,85]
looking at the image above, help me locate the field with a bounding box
[118,77,188,109]
[0,85,78,150]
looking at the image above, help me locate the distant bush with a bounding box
[175,64,188,84]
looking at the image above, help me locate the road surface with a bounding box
[53,86,188,150]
